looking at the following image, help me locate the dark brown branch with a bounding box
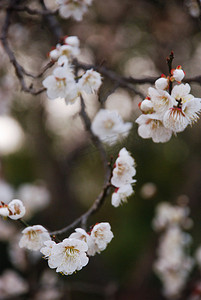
[167,51,174,94]
[0,6,47,95]
[22,61,55,79]
[10,5,58,15]
[40,0,63,43]
[50,95,112,236]
[73,59,149,97]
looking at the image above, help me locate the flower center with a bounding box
[174,98,182,109]
[27,230,37,240]
[103,119,115,129]
[65,246,79,257]
[116,162,126,176]
[55,77,66,88]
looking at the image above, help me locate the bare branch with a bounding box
[73,59,148,97]
[40,0,64,43]
[0,3,51,95]
[50,95,112,236]
[10,5,58,15]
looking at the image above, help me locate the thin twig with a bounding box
[50,95,112,236]
[0,4,47,95]
[73,59,150,97]
[40,0,63,43]
[10,5,58,15]
[167,51,174,94]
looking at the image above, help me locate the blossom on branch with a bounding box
[0,199,26,220]
[78,69,102,94]
[111,147,136,188]
[111,148,136,207]
[90,222,114,253]
[69,223,114,256]
[154,226,194,298]
[152,202,191,231]
[136,114,173,143]
[7,199,26,220]
[136,67,201,142]
[57,0,93,21]
[19,225,51,251]
[69,228,96,256]
[49,36,80,61]
[41,238,89,275]
[91,109,132,145]
[170,66,185,82]
[153,201,194,298]
[111,184,133,207]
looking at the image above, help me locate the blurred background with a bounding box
[1,0,201,299]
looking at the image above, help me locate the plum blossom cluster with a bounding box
[111,148,136,207]
[91,109,132,145]
[19,222,113,276]
[48,36,80,61]
[153,202,194,299]
[0,199,25,220]
[136,66,201,143]
[43,37,102,105]
[57,0,93,21]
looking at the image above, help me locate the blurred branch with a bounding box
[167,51,174,94]
[73,59,147,97]
[2,2,201,99]
[196,0,201,20]
[50,95,112,236]
[40,0,64,42]
[10,5,58,15]
[0,3,51,95]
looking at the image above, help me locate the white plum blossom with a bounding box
[0,270,28,298]
[42,64,75,101]
[0,205,9,217]
[40,240,56,259]
[140,99,153,113]
[136,66,201,142]
[19,225,51,251]
[152,202,190,231]
[155,77,169,91]
[136,114,173,143]
[90,222,114,253]
[111,184,133,207]
[57,0,93,21]
[148,87,175,117]
[163,98,201,133]
[7,199,26,220]
[0,199,25,220]
[49,36,80,61]
[171,83,194,103]
[44,238,89,275]
[49,44,61,61]
[91,109,132,145]
[78,69,102,94]
[154,226,194,298]
[69,228,96,256]
[111,147,136,188]
[64,35,80,48]
[69,223,114,256]
[171,66,185,82]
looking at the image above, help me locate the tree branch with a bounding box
[0,4,48,95]
[10,5,58,15]
[50,95,112,236]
